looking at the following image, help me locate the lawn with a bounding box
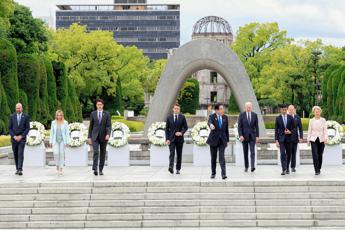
[0,136,11,147]
[265,118,310,130]
[112,116,144,132]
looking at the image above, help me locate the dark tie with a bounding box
[17,114,21,126]
[283,115,287,127]
[174,114,178,123]
[98,112,102,124]
[247,112,251,124]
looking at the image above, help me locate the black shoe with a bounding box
[251,168,256,172]
[315,172,320,175]
[93,171,98,176]
[244,168,248,172]
[291,168,296,173]
[222,175,227,180]
[99,171,103,176]
[281,171,286,175]
[15,170,19,175]
[286,170,290,174]
[168,167,174,174]
[176,170,180,174]
[18,171,23,176]
[210,174,216,179]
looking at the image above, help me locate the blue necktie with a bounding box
[218,115,222,128]
[17,114,21,126]
[283,115,287,128]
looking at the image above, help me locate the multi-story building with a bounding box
[56,0,180,60]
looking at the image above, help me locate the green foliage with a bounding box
[0,38,18,112]
[177,78,199,114]
[0,79,11,134]
[44,57,58,119]
[111,117,144,132]
[0,135,11,147]
[265,118,310,130]
[18,89,27,111]
[17,53,40,120]
[228,95,240,114]
[0,0,14,38]
[52,61,68,112]
[8,3,49,54]
[37,57,50,125]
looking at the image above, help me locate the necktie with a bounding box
[17,114,21,126]
[247,112,251,124]
[98,111,102,124]
[283,115,287,128]
[174,114,178,123]
[218,115,222,128]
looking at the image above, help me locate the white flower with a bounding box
[233,122,240,141]
[326,120,343,146]
[148,122,166,146]
[68,122,87,147]
[108,122,130,148]
[191,121,210,146]
[26,121,45,146]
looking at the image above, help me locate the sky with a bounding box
[14,0,345,47]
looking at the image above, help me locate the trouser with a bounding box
[210,143,226,176]
[311,138,325,173]
[288,142,298,169]
[12,140,25,171]
[92,136,107,172]
[242,137,256,169]
[169,142,183,170]
[53,141,65,168]
[279,141,292,171]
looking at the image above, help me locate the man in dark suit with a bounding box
[238,102,259,172]
[207,103,229,180]
[8,103,30,176]
[275,104,295,175]
[288,105,303,172]
[88,99,111,176]
[165,103,188,174]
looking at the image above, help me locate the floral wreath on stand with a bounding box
[233,122,240,141]
[148,122,166,146]
[108,122,130,148]
[191,121,210,146]
[68,122,88,147]
[326,120,344,145]
[26,121,45,146]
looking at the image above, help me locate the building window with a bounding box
[210,72,217,84]
[211,91,217,103]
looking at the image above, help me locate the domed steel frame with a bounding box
[192,16,233,36]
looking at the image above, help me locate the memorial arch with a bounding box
[144,39,267,137]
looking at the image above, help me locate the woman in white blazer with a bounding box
[307,106,328,175]
[49,110,69,174]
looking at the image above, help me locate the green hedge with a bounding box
[265,118,310,130]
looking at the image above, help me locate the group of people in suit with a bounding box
[8,99,329,178]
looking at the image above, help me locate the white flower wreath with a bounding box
[68,122,88,147]
[148,122,166,146]
[326,120,344,145]
[233,122,240,141]
[108,122,130,148]
[26,121,45,146]
[191,121,210,146]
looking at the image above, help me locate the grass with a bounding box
[265,118,310,130]
[112,116,144,132]
[0,136,11,147]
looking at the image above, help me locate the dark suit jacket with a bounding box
[207,113,229,147]
[275,114,295,143]
[238,111,259,141]
[8,113,30,143]
[88,110,111,142]
[165,114,188,143]
[291,114,303,143]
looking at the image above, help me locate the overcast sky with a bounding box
[14,0,345,47]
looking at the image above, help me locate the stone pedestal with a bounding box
[65,144,88,167]
[150,145,169,166]
[234,141,257,168]
[193,145,210,166]
[107,145,130,167]
[24,143,46,167]
[323,144,343,165]
[278,145,301,167]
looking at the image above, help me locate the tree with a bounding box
[0,0,14,38]
[8,3,49,54]
[177,78,199,114]
[0,74,11,134]
[44,57,58,119]
[36,57,51,125]
[0,38,18,112]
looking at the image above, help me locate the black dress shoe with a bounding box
[176,170,180,174]
[222,175,227,180]
[210,174,216,179]
[15,170,19,175]
[281,171,286,175]
[93,171,98,176]
[18,171,23,176]
[286,170,290,174]
[251,168,256,172]
[168,167,174,174]
[99,171,104,176]
[315,171,320,175]
[244,168,248,172]
[291,168,296,172]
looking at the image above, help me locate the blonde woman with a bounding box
[49,110,69,174]
[307,106,328,175]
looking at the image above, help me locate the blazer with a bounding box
[88,110,111,142]
[307,117,328,143]
[206,113,229,147]
[275,114,295,143]
[237,111,259,141]
[165,114,188,143]
[8,113,30,143]
[291,114,303,143]
[49,120,69,145]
